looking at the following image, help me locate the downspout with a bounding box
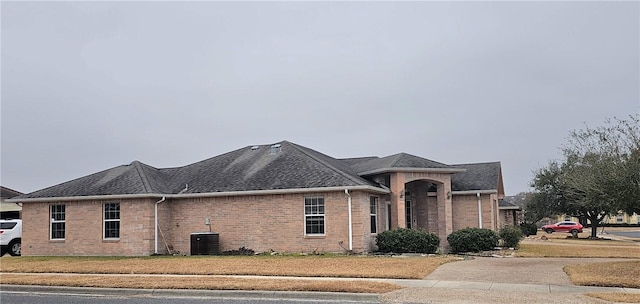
[154,184,188,255]
[154,196,166,254]
[345,189,353,251]
[477,193,483,228]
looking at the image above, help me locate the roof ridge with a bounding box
[451,161,501,166]
[286,142,370,186]
[389,153,406,167]
[132,161,153,193]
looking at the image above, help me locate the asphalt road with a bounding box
[605,230,640,238]
[0,292,379,304]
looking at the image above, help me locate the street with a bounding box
[0,291,378,304]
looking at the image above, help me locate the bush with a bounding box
[519,222,538,236]
[376,228,440,254]
[498,226,523,248]
[447,228,498,253]
[221,247,255,256]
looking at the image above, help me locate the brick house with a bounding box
[10,141,508,256]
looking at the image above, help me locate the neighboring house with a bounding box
[9,141,508,256]
[498,199,522,227]
[1,186,23,220]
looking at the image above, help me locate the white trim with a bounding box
[369,196,378,234]
[358,167,466,176]
[451,190,497,195]
[10,186,390,203]
[477,193,483,229]
[304,196,326,237]
[49,204,65,241]
[103,202,121,240]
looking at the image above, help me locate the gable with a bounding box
[450,162,502,192]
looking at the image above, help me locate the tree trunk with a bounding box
[588,214,600,239]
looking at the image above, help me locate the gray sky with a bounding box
[1,1,639,196]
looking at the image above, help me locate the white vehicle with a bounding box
[0,219,22,256]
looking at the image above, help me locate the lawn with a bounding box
[0,255,456,293]
[518,234,640,301]
[0,273,402,294]
[517,239,640,258]
[564,261,640,289]
[0,255,456,279]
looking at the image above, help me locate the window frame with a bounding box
[50,204,66,240]
[103,202,121,240]
[370,196,378,234]
[304,197,325,236]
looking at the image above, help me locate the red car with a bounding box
[541,221,583,234]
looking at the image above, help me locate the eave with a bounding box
[7,185,390,203]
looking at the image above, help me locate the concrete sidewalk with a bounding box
[2,273,640,304]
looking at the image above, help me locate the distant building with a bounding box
[1,186,23,219]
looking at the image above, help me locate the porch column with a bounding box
[436,182,453,250]
[390,173,406,229]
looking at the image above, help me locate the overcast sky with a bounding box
[1,1,639,196]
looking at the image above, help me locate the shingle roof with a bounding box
[1,186,23,199]
[450,162,502,192]
[499,199,521,210]
[169,141,379,194]
[14,142,504,200]
[18,161,163,199]
[348,153,458,175]
[16,141,381,199]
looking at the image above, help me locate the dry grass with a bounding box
[517,242,640,258]
[0,255,456,279]
[564,261,640,288]
[585,292,640,303]
[0,273,401,293]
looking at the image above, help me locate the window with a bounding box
[386,202,392,230]
[0,222,17,229]
[304,197,325,235]
[50,204,65,240]
[370,196,378,233]
[405,200,412,229]
[103,202,120,239]
[616,214,624,223]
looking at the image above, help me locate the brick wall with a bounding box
[452,194,497,231]
[21,198,155,256]
[21,190,377,256]
[164,190,374,255]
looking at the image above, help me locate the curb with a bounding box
[0,284,380,302]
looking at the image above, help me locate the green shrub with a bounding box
[376,228,440,254]
[519,222,538,236]
[447,228,498,253]
[498,226,523,248]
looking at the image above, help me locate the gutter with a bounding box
[358,167,466,176]
[8,185,390,203]
[451,190,497,195]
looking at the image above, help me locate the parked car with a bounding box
[0,219,22,256]
[541,221,583,235]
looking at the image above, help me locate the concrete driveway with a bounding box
[381,257,638,304]
[424,257,619,285]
